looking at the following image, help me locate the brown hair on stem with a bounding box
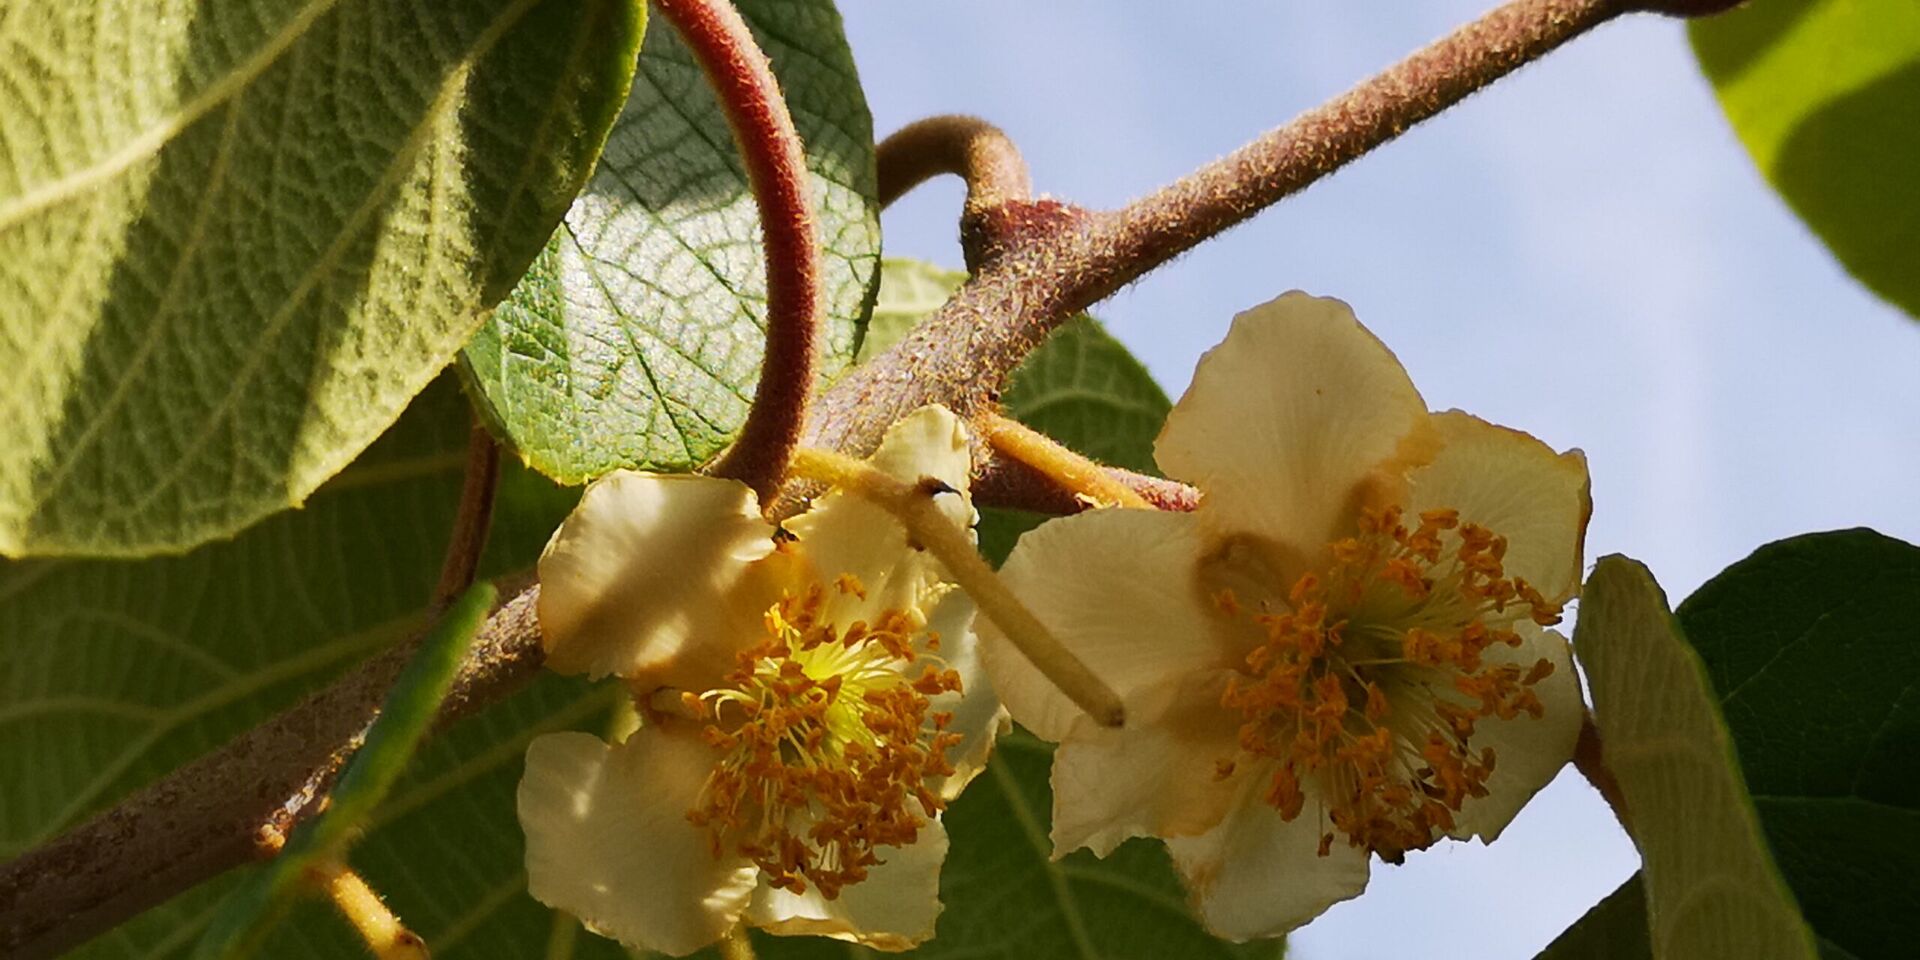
[656,0,824,503]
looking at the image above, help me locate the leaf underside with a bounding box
[0,0,642,557]
[463,0,881,484]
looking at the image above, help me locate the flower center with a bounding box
[1216,505,1563,862]
[685,575,964,899]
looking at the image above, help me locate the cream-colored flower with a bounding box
[518,407,1006,955]
[981,292,1591,940]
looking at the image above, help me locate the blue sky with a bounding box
[841,3,1920,958]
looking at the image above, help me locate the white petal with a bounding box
[1407,411,1591,602]
[983,507,1236,742]
[1050,671,1243,857]
[519,729,758,955]
[1156,292,1434,574]
[1165,776,1371,941]
[788,406,973,624]
[746,814,949,950]
[537,472,776,686]
[921,590,1008,802]
[1446,620,1584,841]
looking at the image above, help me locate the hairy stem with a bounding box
[432,421,501,610]
[316,863,429,960]
[0,573,539,960]
[660,0,823,502]
[806,0,1632,463]
[877,115,1031,211]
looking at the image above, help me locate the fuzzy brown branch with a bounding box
[0,574,539,960]
[664,0,824,503]
[1,0,1675,951]
[876,115,1032,212]
[806,0,1636,465]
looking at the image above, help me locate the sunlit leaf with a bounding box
[1692,0,1920,322]
[464,0,880,483]
[1566,556,1816,960]
[0,0,642,556]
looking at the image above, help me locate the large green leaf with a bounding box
[1692,0,1920,321]
[0,0,642,557]
[464,0,880,483]
[0,376,630,959]
[1676,530,1920,960]
[1568,556,1816,960]
[1546,532,1919,960]
[860,259,1173,564]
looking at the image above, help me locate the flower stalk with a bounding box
[787,445,1125,728]
[975,413,1152,510]
[313,863,429,960]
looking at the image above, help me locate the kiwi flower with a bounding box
[517,407,1006,954]
[981,293,1590,940]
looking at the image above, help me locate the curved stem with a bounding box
[657,0,822,502]
[877,115,1031,211]
[432,421,501,610]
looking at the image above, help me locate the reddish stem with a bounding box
[432,422,501,609]
[658,0,822,503]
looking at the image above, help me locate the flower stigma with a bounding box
[1216,505,1563,863]
[683,574,965,899]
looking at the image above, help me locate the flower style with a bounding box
[517,407,1006,955]
[980,293,1591,940]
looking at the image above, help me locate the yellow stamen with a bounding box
[686,581,964,900]
[1217,505,1560,862]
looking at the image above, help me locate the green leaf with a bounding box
[1569,556,1818,960]
[1537,877,1652,960]
[0,376,626,959]
[856,258,965,363]
[463,0,881,483]
[192,583,497,960]
[1676,529,1920,960]
[1691,0,1920,321]
[0,0,643,557]
[860,259,1173,565]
